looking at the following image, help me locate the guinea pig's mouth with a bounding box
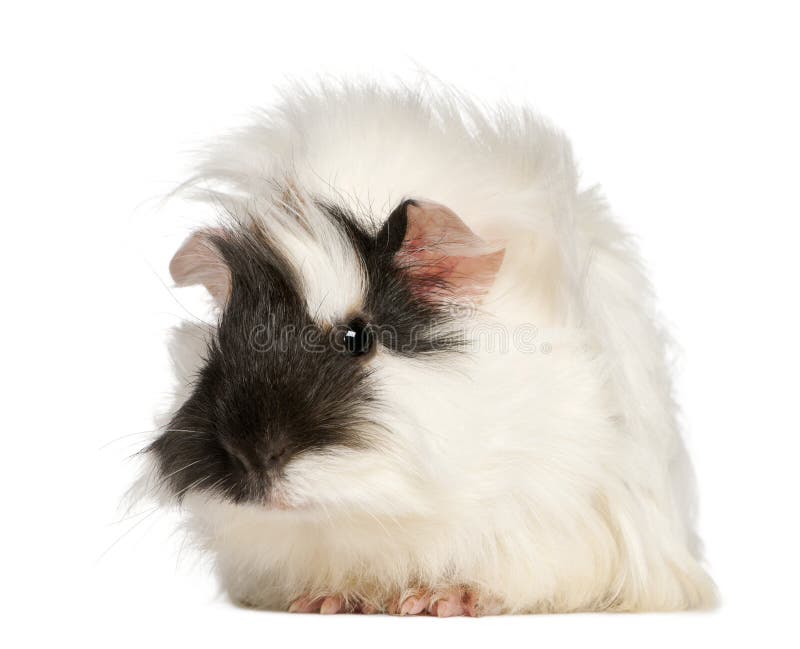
[262,480,305,511]
[146,429,292,507]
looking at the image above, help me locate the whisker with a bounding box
[158,458,206,485]
[174,475,214,501]
[98,430,159,451]
[108,505,161,526]
[97,506,162,561]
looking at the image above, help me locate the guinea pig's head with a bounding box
[147,194,504,517]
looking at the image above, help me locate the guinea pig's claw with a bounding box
[398,587,478,617]
[429,588,478,617]
[320,595,345,614]
[288,595,345,614]
[288,596,323,613]
[399,589,430,615]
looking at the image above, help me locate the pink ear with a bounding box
[396,201,504,301]
[169,229,230,304]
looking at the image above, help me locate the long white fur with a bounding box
[149,79,715,613]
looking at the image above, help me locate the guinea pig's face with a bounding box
[148,195,503,515]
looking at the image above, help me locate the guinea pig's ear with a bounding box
[379,200,505,301]
[169,228,231,305]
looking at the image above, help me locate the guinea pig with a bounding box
[138,81,716,615]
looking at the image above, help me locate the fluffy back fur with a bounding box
[141,80,715,613]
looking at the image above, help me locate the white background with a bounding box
[2,1,798,646]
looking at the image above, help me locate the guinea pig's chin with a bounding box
[180,482,313,515]
[263,480,311,512]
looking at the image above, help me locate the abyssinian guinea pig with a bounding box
[138,81,715,615]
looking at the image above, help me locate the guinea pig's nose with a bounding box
[265,444,290,469]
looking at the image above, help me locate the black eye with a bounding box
[343,318,373,357]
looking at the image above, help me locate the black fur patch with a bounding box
[149,199,462,504]
[322,199,463,356]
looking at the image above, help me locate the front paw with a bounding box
[288,586,499,616]
[397,586,497,617]
[288,595,347,614]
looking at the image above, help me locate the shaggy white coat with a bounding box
[145,80,715,613]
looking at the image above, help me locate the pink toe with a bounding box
[430,591,471,617]
[434,599,463,617]
[400,595,429,616]
[289,596,323,613]
[320,595,344,614]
